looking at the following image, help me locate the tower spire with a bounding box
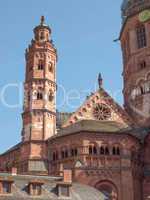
[40,16,45,25]
[98,73,103,89]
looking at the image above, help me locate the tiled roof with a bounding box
[0,173,104,200]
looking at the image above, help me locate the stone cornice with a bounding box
[22,109,56,117]
[24,78,57,87]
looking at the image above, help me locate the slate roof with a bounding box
[0,173,104,200]
[50,119,150,141]
[126,126,150,141]
[0,143,21,156]
[51,119,131,139]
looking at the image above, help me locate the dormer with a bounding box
[0,179,14,195]
[57,169,72,198]
[28,180,44,196]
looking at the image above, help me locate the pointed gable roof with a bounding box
[62,88,134,128]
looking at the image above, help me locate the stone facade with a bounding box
[121,0,150,128]
[48,118,145,200]
[0,1,150,199]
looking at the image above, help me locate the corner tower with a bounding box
[20,17,57,174]
[120,0,150,127]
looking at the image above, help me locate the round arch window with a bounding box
[48,90,54,102]
[48,62,53,73]
[93,103,111,120]
[95,181,118,200]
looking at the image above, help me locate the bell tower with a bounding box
[20,17,57,174]
[22,16,57,141]
[120,0,150,127]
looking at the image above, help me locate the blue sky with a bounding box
[0,0,123,152]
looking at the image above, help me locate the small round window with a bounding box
[93,103,111,120]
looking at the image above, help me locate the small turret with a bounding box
[34,16,51,42]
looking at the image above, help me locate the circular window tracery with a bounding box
[93,103,111,121]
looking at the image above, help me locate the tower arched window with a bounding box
[40,32,45,40]
[52,152,56,161]
[105,147,109,155]
[89,146,93,155]
[28,92,30,102]
[48,91,54,102]
[100,146,110,155]
[65,150,68,158]
[38,60,44,70]
[116,147,120,155]
[100,146,105,155]
[37,92,43,100]
[139,60,146,69]
[136,25,147,49]
[48,62,53,73]
[89,145,97,155]
[140,86,144,94]
[61,151,65,159]
[71,148,78,157]
[93,146,97,155]
[112,146,120,155]
[74,148,78,156]
[113,147,116,155]
[137,80,146,95]
[71,149,74,156]
[55,152,58,160]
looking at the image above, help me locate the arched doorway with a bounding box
[95,181,118,200]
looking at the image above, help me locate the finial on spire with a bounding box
[40,16,45,25]
[98,73,103,89]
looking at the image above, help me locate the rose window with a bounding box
[93,103,111,120]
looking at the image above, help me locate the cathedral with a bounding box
[0,0,150,199]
